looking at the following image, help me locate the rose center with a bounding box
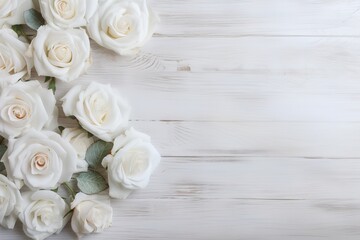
[47,43,73,67]
[11,105,27,119]
[54,0,75,19]
[121,149,149,177]
[107,15,132,39]
[31,153,49,171]
[8,103,31,121]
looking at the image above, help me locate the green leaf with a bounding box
[77,171,108,195]
[0,145,7,173]
[45,76,52,82]
[11,25,23,37]
[58,126,65,133]
[85,140,113,168]
[0,144,7,160]
[48,78,56,94]
[24,8,45,30]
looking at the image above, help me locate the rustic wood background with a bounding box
[4,0,360,239]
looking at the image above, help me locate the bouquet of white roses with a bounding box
[0,0,160,239]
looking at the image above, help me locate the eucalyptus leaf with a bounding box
[77,171,108,195]
[11,25,23,37]
[85,140,113,168]
[45,76,52,82]
[0,145,7,173]
[0,144,7,160]
[58,126,65,133]
[48,78,56,94]
[24,8,45,30]
[0,162,5,173]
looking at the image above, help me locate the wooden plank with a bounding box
[80,37,360,74]
[128,121,360,158]
[152,0,360,37]
[128,157,360,200]
[17,199,360,240]
[56,72,360,122]
[6,156,360,239]
[57,119,360,158]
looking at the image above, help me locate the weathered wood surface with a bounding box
[4,0,360,239]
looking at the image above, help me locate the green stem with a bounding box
[63,182,76,198]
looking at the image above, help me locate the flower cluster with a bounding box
[0,0,160,239]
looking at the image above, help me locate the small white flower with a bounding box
[2,129,77,190]
[39,0,98,29]
[87,0,159,55]
[62,82,131,142]
[0,0,33,27]
[20,190,69,240]
[61,127,94,172]
[0,80,58,138]
[102,128,160,199]
[71,192,113,237]
[0,28,33,87]
[0,174,23,229]
[30,25,91,82]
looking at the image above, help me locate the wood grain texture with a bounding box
[4,0,360,239]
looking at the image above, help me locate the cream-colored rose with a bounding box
[0,174,23,229]
[71,192,112,237]
[0,28,33,86]
[102,128,160,199]
[0,0,33,27]
[39,0,98,29]
[0,80,58,138]
[20,190,69,240]
[87,0,158,55]
[2,130,77,190]
[30,26,91,82]
[61,127,94,172]
[62,82,131,142]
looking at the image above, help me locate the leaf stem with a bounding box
[63,182,76,198]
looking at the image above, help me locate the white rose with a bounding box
[71,192,112,237]
[2,129,77,190]
[61,127,94,172]
[0,80,58,138]
[20,190,69,240]
[39,0,98,29]
[62,82,131,142]
[0,174,23,229]
[102,128,160,199]
[0,0,33,27]
[87,0,159,55]
[0,28,33,87]
[30,25,91,82]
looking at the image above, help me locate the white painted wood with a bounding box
[153,0,360,37]
[5,0,360,239]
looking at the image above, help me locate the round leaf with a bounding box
[77,171,108,195]
[85,140,113,168]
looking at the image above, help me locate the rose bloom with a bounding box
[61,127,94,172]
[30,26,91,82]
[0,80,58,138]
[102,127,160,199]
[0,28,33,86]
[20,191,69,240]
[0,174,23,229]
[2,130,77,190]
[87,0,159,55]
[62,82,131,142]
[39,0,98,29]
[0,0,33,27]
[71,192,113,237]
